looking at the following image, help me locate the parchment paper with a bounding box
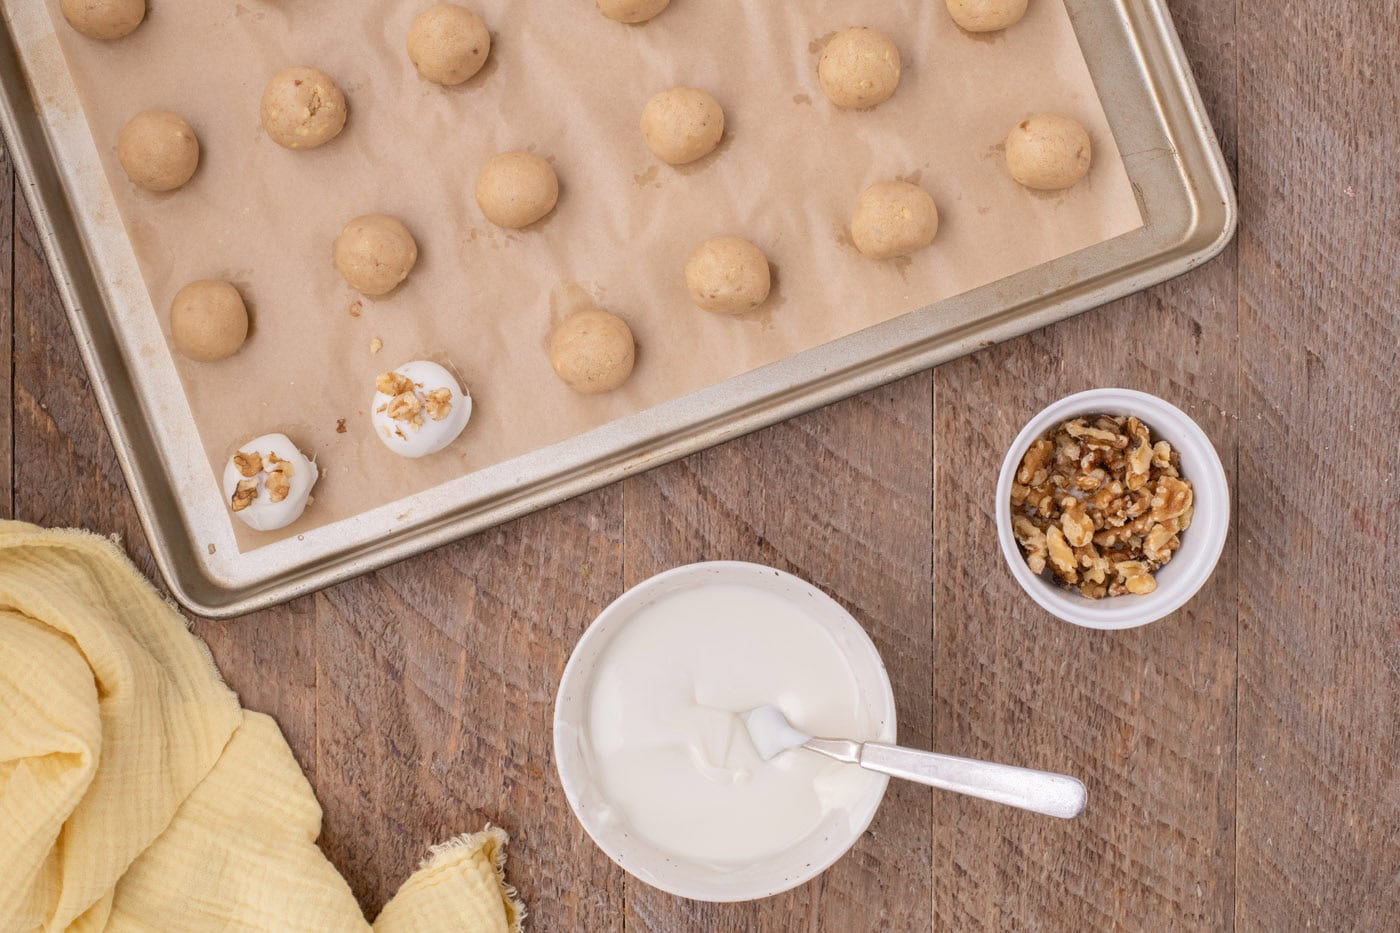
[41,0,1141,550]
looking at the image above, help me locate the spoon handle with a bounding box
[857,743,1087,819]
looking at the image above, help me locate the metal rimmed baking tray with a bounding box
[0,0,1234,618]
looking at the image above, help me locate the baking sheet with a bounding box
[31,0,1140,550]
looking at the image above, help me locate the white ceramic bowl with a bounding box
[553,561,897,902]
[996,389,1229,630]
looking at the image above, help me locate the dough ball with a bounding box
[170,280,249,362]
[684,236,772,314]
[549,308,635,395]
[597,0,670,23]
[260,67,348,150]
[475,152,559,228]
[408,4,492,86]
[117,111,199,193]
[640,87,725,165]
[850,181,939,260]
[818,27,901,110]
[946,0,1029,32]
[334,214,419,297]
[61,0,144,40]
[1005,113,1092,190]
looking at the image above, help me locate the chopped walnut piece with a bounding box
[265,467,292,503]
[335,418,347,434]
[424,387,453,422]
[1017,439,1053,486]
[1061,498,1094,547]
[348,300,363,318]
[369,337,383,355]
[1143,523,1179,564]
[1115,561,1158,595]
[386,391,423,425]
[230,478,258,512]
[1151,476,1193,522]
[1012,516,1048,574]
[1045,525,1077,581]
[232,450,262,478]
[1010,413,1193,599]
[376,371,415,396]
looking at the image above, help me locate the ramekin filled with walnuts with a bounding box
[996,389,1230,630]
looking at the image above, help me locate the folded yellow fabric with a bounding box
[0,522,523,932]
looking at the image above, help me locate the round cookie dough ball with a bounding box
[475,152,559,229]
[946,0,1029,32]
[684,236,772,314]
[1005,113,1092,190]
[334,214,419,297]
[818,27,901,110]
[640,87,725,166]
[61,0,144,40]
[597,0,670,23]
[850,181,939,260]
[117,111,200,192]
[260,66,348,150]
[408,4,492,86]
[170,280,249,362]
[549,307,635,395]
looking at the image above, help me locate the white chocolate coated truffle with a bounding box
[684,236,771,314]
[549,308,635,395]
[597,0,670,23]
[61,0,144,40]
[222,434,318,532]
[818,27,901,110]
[475,152,559,228]
[118,111,199,192]
[850,181,939,260]
[371,361,473,458]
[170,280,248,362]
[946,0,1029,33]
[260,67,348,150]
[641,87,725,165]
[1005,113,1092,190]
[408,4,492,86]
[334,214,419,297]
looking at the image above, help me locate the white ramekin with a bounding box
[553,561,897,902]
[995,389,1230,630]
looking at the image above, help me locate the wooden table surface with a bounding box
[4,0,1397,928]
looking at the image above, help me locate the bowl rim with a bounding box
[995,388,1230,630]
[552,560,897,902]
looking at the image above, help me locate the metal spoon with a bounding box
[743,704,1088,820]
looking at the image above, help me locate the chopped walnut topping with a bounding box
[424,387,453,421]
[1009,413,1194,599]
[265,466,292,503]
[369,337,383,355]
[385,391,424,429]
[230,478,258,512]
[348,300,363,318]
[335,418,347,434]
[376,371,415,396]
[232,450,262,478]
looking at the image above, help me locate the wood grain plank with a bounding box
[620,375,935,931]
[11,170,154,576]
[930,0,1240,926]
[1235,0,1400,928]
[312,493,627,927]
[191,602,320,781]
[1,143,12,521]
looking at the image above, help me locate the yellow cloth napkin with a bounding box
[0,521,524,932]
